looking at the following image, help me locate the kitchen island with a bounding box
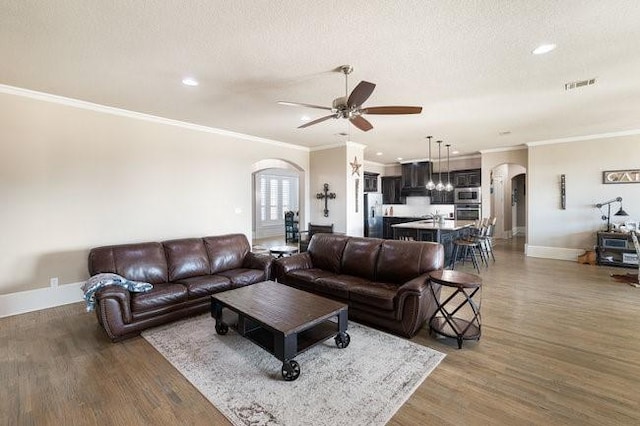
[392,220,475,267]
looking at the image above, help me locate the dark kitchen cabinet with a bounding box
[452,169,481,188]
[383,216,420,239]
[430,189,454,205]
[363,172,379,193]
[401,162,432,195]
[381,176,404,204]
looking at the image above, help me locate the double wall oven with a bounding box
[454,187,481,221]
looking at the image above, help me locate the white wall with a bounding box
[527,134,640,255]
[0,88,309,295]
[309,146,346,232]
[308,142,365,236]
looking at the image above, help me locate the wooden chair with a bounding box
[284,211,299,243]
[299,223,334,252]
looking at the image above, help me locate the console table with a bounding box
[596,232,639,268]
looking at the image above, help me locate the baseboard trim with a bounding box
[0,282,85,318]
[525,245,584,261]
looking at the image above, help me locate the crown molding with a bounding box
[479,145,527,154]
[0,84,309,152]
[526,129,640,146]
[363,159,385,167]
[346,140,367,149]
[309,142,347,151]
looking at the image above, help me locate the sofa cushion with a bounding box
[130,283,188,312]
[340,238,382,280]
[218,268,266,287]
[349,281,397,311]
[174,275,232,299]
[315,275,368,300]
[284,269,336,292]
[376,240,442,285]
[204,234,250,274]
[163,238,210,281]
[89,242,169,284]
[308,233,349,273]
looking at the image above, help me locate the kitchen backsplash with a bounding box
[382,196,454,217]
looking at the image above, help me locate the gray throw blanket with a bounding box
[81,273,153,312]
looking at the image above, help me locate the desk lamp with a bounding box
[596,197,628,231]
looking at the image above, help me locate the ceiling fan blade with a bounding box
[361,106,423,115]
[298,114,338,128]
[347,81,376,108]
[349,115,373,132]
[278,101,332,111]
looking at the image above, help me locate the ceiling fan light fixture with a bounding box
[278,65,422,132]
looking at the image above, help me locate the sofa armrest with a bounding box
[394,272,441,336]
[95,286,132,324]
[273,253,313,280]
[243,252,274,280]
[396,274,430,300]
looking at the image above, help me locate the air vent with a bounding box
[565,78,596,90]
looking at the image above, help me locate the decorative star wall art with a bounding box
[350,156,362,176]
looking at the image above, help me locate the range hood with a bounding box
[400,161,432,196]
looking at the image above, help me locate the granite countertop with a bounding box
[391,220,475,231]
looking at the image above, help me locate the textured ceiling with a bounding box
[2,0,640,163]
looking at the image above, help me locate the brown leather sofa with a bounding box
[88,234,272,341]
[274,233,444,338]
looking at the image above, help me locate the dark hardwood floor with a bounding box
[2,236,640,425]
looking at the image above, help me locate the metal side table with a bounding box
[428,270,482,349]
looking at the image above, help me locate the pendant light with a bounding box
[425,136,435,190]
[435,140,444,191]
[445,143,454,192]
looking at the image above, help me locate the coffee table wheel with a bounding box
[281,360,300,381]
[334,332,350,349]
[215,322,229,335]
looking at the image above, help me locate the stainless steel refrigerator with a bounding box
[364,193,383,238]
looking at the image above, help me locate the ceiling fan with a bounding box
[278,65,422,132]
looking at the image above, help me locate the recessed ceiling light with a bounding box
[300,115,310,122]
[376,152,383,156]
[396,157,403,161]
[182,77,199,86]
[532,43,556,55]
[452,150,459,155]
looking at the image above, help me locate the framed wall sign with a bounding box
[602,169,640,184]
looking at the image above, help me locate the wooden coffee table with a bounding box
[210,281,350,381]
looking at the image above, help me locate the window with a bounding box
[256,171,299,232]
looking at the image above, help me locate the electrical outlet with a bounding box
[50,277,59,287]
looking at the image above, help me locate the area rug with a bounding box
[142,314,445,426]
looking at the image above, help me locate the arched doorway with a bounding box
[489,163,527,243]
[251,159,305,241]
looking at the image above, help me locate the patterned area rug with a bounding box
[142,314,445,426]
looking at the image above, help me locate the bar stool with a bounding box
[428,270,482,349]
[451,238,485,273]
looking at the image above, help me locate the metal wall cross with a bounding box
[316,183,336,217]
